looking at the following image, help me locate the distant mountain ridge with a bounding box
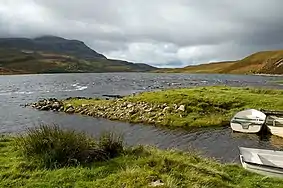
[154,50,283,75]
[0,36,106,59]
[0,36,156,74]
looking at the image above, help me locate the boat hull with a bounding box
[230,109,266,133]
[231,123,262,133]
[240,155,283,178]
[266,115,283,138]
[239,147,283,178]
[268,126,283,138]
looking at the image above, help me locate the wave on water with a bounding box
[72,83,88,91]
[72,83,79,87]
[0,92,12,96]
[0,91,34,95]
[63,83,88,92]
[15,91,34,95]
[75,86,88,91]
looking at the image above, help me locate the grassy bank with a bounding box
[1,126,283,188]
[59,86,283,129]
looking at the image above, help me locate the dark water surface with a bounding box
[1,73,283,163]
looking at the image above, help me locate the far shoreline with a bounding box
[1,71,283,77]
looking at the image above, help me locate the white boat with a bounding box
[264,112,283,138]
[239,147,283,178]
[230,109,266,133]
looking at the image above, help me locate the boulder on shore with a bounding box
[28,98,64,112]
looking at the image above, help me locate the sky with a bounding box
[1,0,283,67]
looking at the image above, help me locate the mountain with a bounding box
[154,50,283,75]
[0,36,106,59]
[0,36,156,74]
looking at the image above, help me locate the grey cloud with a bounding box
[1,0,283,67]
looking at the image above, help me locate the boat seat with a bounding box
[266,116,283,126]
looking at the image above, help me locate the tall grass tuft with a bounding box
[15,125,124,169]
[98,132,124,158]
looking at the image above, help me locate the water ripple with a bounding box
[1,73,283,162]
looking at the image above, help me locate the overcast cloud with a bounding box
[1,0,283,67]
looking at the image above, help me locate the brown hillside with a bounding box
[156,50,283,74]
[220,50,283,74]
[154,61,235,73]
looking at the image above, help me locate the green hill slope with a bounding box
[0,36,156,74]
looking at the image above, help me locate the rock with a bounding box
[65,107,75,114]
[162,107,170,112]
[173,104,178,110]
[52,102,61,109]
[59,106,64,112]
[149,180,164,187]
[80,109,89,115]
[66,104,73,109]
[86,111,93,116]
[75,108,82,113]
[40,105,50,111]
[129,109,136,115]
[145,108,153,112]
[127,104,134,108]
[65,103,75,113]
[178,105,185,112]
[48,98,58,102]
[38,101,47,106]
[102,94,124,99]
[157,112,163,117]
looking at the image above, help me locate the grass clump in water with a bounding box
[14,125,124,169]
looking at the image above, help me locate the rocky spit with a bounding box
[29,98,65,111]
[28,97,187,125]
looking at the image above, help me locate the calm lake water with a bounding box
[1,73,283,163]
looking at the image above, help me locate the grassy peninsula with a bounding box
[1,125,283,187]
[31,86,283,130]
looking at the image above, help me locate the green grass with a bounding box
[14,125,124,169]
[63,86,283,129]
[1,134,283,187]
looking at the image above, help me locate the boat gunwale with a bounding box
[233,117,265,121]
[231,120,264,125]
[240,155,283,174]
